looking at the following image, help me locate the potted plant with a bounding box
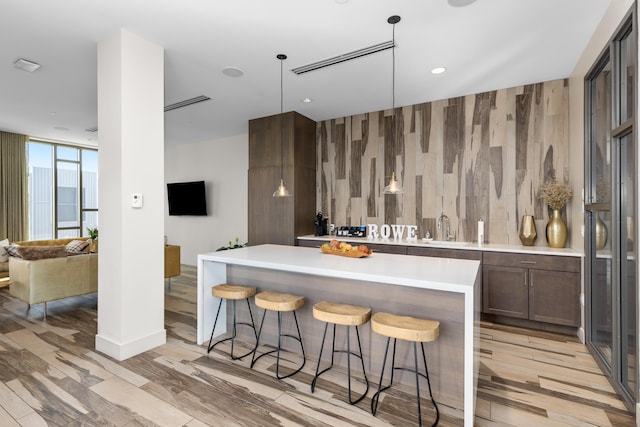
[216,237,246,251]
[87,227,98,253]
[539,179,572,248]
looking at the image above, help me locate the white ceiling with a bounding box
[1,0,611,147]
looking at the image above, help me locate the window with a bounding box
[27,140,98,239]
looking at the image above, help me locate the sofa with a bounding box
[6,238,97,315]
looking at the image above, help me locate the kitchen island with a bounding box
[197,244,481,426]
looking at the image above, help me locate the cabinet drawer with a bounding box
[483,252,579,273]
[407,246,482,260]
[367,243,407,255]
[297,239,320,248]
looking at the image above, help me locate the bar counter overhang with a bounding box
[197,244,481,426]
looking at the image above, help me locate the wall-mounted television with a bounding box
[167,181,207,216]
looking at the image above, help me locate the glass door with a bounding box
[586,53,613,370]
[585,12,636,408]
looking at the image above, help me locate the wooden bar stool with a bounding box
[250,291,306,379]
[207,284,257,360]
[311,301,371,404]
[370,312,440,427]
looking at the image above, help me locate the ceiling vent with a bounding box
[291,40,394,75]
[86,95,211,132]
[164,95,211,112]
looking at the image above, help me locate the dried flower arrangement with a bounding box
[539,179,572,210]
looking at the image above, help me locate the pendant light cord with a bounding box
[277,53,287,182]
[280,56,284,180]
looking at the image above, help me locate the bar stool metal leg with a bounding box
[420,342,439,425]
[207,297,257,360]
[250,308,305,379]
[371,337,439,426]
[371,337,397,415]
[312,323,369,404]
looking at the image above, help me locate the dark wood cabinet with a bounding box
[482,252,580,327]
[297,236,582,331]
[248,112,316,246]
[482,265,529,318]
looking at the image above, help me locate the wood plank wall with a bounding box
[317,79,570,245]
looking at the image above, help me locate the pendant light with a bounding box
[273,53,292,198]
[383,15,403,195]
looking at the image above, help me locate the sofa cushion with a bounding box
[66,239,90,254]
[0,238,8,262]
[15,245,67,260]
[4,244,20,258]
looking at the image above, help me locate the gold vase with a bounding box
[546,209,567,248]
[89,240,98,253]
[519,215,537,246]
[595,213,607,250]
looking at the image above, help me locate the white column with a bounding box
[95,29,166,360]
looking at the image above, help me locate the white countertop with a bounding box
[198,244,480,294]
[298,235,583,257]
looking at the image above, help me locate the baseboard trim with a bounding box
[95,329,166,361]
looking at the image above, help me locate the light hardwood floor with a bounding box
[0,265,634,426]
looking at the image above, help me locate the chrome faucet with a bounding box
[437,212,453,241]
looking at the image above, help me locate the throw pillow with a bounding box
[0,238,9,262]
[15,245,67,260]
[4,244,20,258]
[66,239,90,254]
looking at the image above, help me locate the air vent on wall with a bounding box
[164,95,211,112]
[291,40,394,75]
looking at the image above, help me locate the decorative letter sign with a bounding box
[367,224,418,240]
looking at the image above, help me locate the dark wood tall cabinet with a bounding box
[248,111,316,246]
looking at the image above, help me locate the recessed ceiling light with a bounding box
[335,0,348,4]
[49,112,56,116]
[53,126,69,131]
[222,67,244,78]
[431,67,447,74]
[14,58,41,72]
[447,0,477,7]
[301,97,313,103]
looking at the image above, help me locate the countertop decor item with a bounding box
[539,179,572,210]
[546,209,567,248]
[216,237,247,251]
[595,213,608,250]
[539,179,571,248]
[383,15,403,195]
[519,215,537,246]
[320,240,372,257]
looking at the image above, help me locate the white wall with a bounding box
[164,133,248,265]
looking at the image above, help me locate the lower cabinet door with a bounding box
[482,265,528,318]
[528,269,580,327]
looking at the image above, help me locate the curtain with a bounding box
[0,131,28,242]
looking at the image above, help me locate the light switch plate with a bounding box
[132,193,143,208]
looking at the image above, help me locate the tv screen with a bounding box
[167,181,207,216]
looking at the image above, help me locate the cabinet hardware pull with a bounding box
[520,260,536,265]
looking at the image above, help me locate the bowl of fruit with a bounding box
[320,240,372,258]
